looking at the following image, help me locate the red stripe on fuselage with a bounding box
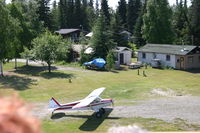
[61,102,80,107]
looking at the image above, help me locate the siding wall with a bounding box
[138,52,176,68]
[176,54,200,69]
[117,50,132,65]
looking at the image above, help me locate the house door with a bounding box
[180,57,184,69]
[120,53,124,64]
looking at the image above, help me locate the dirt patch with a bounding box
[150,88,185,97]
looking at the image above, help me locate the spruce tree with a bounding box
[133,0,147,46]
[90,12,116,59]
[50,1,60,31]
[59,0,67,28]
[74,0,81,28]
[101,0,110,25]
[111,14,128,47]
[81,0,90,31]
[37,0,51,29]
[89,0,93,8]
[143,0,174,44]
[127,0,142,33]
[95,0,99,16]
[117,0,127,29]
[173,0,190,45]
[190,0,200,45]
[67,0,75,28]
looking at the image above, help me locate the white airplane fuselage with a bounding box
[51,98,113,112]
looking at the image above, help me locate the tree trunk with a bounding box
[15,58,17,69]
[0,61,4,77]
[48,63,51,73]
[26,59,28,66]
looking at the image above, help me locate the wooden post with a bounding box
[0,61,3,77]
[15,58,17,69]
[137,69,140,75]
[143,70,147,77]
[145,64,147,69]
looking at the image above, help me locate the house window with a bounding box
[153,53,156,59]
[188,56,194,64]
[166,55,170,61]
[142,53,146,59]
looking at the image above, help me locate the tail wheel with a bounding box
[95,112,102,118]
[100,108,105,114]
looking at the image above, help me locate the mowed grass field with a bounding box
[0,62,200,132]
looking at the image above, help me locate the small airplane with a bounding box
[49,87,113,118]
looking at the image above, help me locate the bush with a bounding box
[106,51,115,71]
[79,52,92,65]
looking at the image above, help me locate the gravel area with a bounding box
[31,96,200,125]
[112,96,200,124]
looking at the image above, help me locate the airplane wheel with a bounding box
[96,112,102,118]
[100,108,105,114]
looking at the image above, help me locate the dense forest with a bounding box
[0,0,200,74]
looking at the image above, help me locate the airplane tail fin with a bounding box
[49,97,61,108]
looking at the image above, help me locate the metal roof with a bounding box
[55,29,80,35]
[138,44,197,55]
[114,47,132,52]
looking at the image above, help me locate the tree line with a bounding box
[0,0,200,75]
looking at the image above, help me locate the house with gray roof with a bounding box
[138,44,200,69]
[55,29,81,42]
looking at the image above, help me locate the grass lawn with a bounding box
[0,61,200,132]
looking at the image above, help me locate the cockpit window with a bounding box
[92,97,101,104]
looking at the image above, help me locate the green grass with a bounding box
[1,61,200,132]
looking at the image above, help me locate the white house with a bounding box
[138,44,200,69]
[114,47,132,65]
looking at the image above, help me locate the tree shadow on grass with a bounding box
[51,108,120,131]
[0,75,37,91]
[14,65,74,79]
[40,72,74,79]
[14,65,56,76]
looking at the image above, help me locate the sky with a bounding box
[6,0,191,9]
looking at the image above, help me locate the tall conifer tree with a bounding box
[37,0,51,29]
[190,0,200,45]
[117,0,127,29]
[101,0,110,25]
[143,0,174,44]
[127,0,141,33]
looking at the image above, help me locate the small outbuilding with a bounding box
[138,44,200,69]
[114,47,132,65]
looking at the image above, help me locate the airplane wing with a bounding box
[72,87,105,109]
[85,87,105,99]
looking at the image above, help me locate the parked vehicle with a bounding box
[83,58,106,69]
[151,59,161,68]
[129,61,143,69]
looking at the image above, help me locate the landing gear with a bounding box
[100,108,105,114]
[95,108,105,118]
[95,112,102,118]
